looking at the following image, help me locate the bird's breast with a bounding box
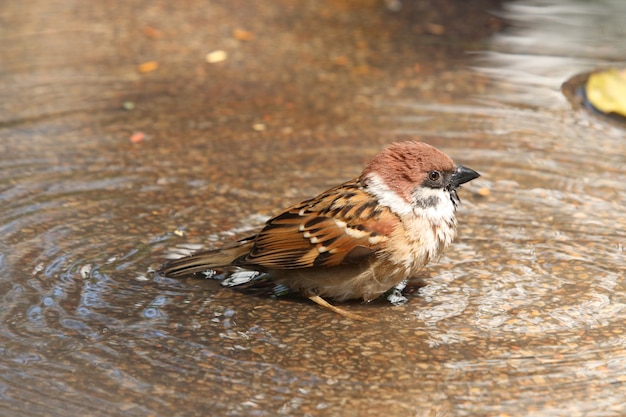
[387,211,457,274]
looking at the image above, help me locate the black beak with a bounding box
[450,165,480,188]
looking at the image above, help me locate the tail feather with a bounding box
[159,242,253,278]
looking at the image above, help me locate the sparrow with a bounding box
[159,141,480,320]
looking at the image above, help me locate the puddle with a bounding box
[1,0,625,416]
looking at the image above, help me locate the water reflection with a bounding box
[481,0,626,108]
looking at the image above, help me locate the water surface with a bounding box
[1,0,625,416]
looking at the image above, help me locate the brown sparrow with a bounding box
[159,141,479,319]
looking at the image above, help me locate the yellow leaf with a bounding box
[585,68,626,116]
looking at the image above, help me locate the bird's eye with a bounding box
[428,171,441,181]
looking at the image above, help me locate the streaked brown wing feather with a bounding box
[237,179,399,269]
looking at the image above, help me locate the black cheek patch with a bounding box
[413,195,440,209]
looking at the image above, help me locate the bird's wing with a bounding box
[238,179,400,269]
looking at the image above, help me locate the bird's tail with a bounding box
[158,242,253,278]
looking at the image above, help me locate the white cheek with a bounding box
[364,173,414,216]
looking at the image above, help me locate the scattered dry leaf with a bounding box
[143,25,162,39]
[585,68,626,116]
[425,23,445,35]
[477,187,491,197]
[333,56,349,66]
[137,61,158,73]
[352,65,371,75]
[130,132,146,143]
[233,29,254,41]
[206,50,228,64]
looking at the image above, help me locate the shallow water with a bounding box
[1,0,625,416]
